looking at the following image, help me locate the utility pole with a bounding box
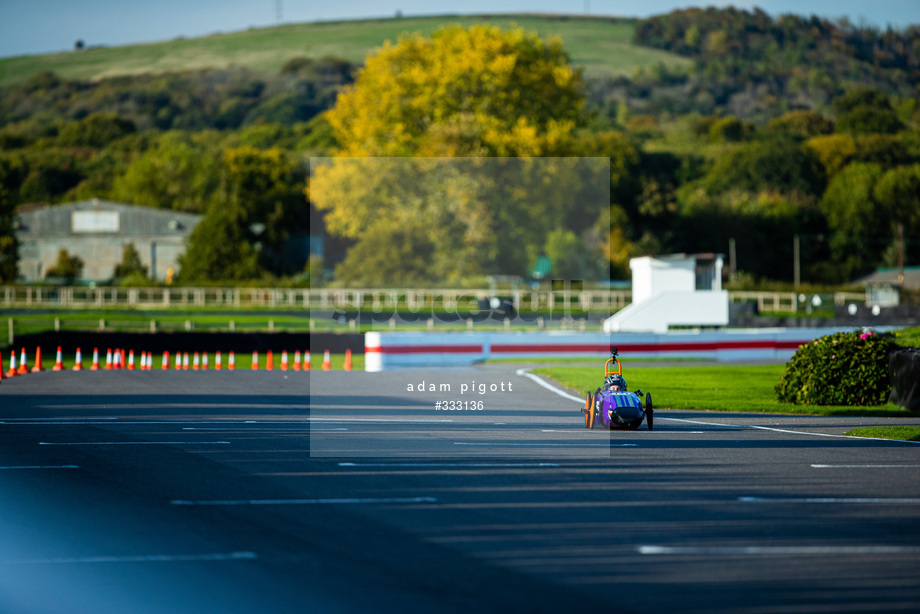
[728,237,736,283]
[793,235,800,288]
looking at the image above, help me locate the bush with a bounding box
[775,330,897,405]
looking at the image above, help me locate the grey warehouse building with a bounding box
[16,199,201,282]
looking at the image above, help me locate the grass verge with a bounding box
[532,364,917,417]
[844,426,920,441]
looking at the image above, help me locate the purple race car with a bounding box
[583,348,653,430]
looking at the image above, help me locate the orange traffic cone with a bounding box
[228,351,236,371]
[104,349,113,370]
[251,351,259,371]
[161,351,170,370]
[266,350,274,371]
[183,352,190,370]
[6,351,17,377]
[280,350,289,371]
[305,351,311,371]
[127,350,135,371]
[90,348,100,370]
[18,348,28,374]
[192,352,200,371]
[31,346,46,372]
[293,350,302,371]
[73,347,84,371]
[113,349,122,370]
[215,351,222,370]
[202,353,209,370]
[52,346,64,371]
[121,350,127,370]
[175,351,182,370]
[321,349,331,371]
[343,349,353,372]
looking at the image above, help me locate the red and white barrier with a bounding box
[364,328,864,371]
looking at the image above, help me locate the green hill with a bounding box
[0,14,692,87]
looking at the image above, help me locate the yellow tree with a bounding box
[325,24,587,158]
[310,25,617,283]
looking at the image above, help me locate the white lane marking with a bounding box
[453,442,637,447]
[182,427,347,431]
[0,465,79,470]
[5,419,453,427]
[541,428,702,434]
[309,418,454,423]
[1,552,258,564]
[664,417,920,442]
[812,464,920,468]
[338,462,560,467]
[740,496,920,504]
[39,441,230,446]
[0,417,118,421]
[171,497,437,506]
[516,368,585,403]
[638,545,920,555]
[5,421,306,426]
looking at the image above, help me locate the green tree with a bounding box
[833,88,904,135]
[821,163,886,239]
[766,110,834,139]
[111,132,220,212]
[113,243,148,279]
[313,25,604,283]
[543,228,605,281]
[57,113,136,148]
[44,248,84,283]
[708,116,752,142]
[693,140,825,196]
[0,178,18,282]
[177,201,262,282]
[313,157,608,283]
[333,221,436,286]
[221,146,306,273]
[819,162,886,277]
[873,165,920,264]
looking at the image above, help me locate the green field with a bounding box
[0,15,692,87]
[844,426,920,441]
[533,362,919,417]
[0,311,311,347]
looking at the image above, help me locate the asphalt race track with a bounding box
[1,365,919,613]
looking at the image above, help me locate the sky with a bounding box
[1,1,919,59]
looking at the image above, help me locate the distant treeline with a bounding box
[601,7,920,121]
[0,7,919,288]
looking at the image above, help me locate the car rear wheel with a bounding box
[584,393,592,428]
[588,395,597,430]
[646,393,654,430]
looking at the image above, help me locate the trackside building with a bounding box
[16,199,201,282]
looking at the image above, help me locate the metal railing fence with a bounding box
[1,286,867,314]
